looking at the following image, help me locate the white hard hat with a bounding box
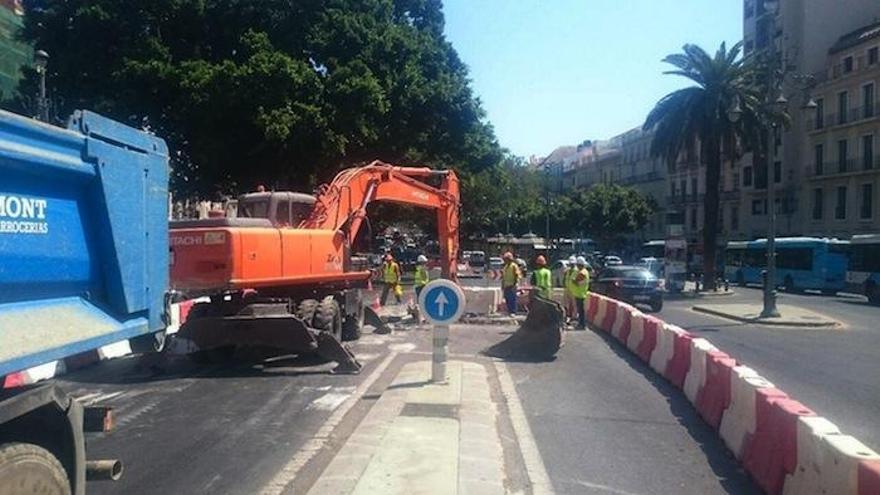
[417,255,428,263]
[568,255,577,264]
[576,256,587,265]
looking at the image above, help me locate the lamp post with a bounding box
[34,50,49,123]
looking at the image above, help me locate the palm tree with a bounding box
[643,42,765,290]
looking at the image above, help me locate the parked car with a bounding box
[592,265,663,312]
[603,255,623,266]
[488,256,504,272]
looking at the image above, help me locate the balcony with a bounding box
[807,104,879,132]
[618,171,661,185]
[807,156,880,178]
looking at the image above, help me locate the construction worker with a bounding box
[530,255,552,299]
[501,251,521,315]
[572,256,591,329]
[414,255,430,300]
[563,255,578,322]
[380,253,402,306]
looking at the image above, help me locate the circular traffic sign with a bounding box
[418,279,466,325]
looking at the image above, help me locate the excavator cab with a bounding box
[238,191,316,227]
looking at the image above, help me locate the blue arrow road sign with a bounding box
[419,280,466,325]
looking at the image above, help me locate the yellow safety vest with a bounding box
[572,268,590,298]
[383,262,400,283]
[534,267,551,298]
[502,262,520,288]
[414,266,429,287]
[563,267,578,295]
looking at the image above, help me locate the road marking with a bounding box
[307,387,356,411]
[494,361,554,495]
[261,350,399,495]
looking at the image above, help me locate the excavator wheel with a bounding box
[313,297,343,341]
[297,299,319,326]
[483,295,564,361]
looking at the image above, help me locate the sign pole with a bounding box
[432,324,449,383]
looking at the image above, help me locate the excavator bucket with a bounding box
[483,295,564,361]
[364,305,392,334]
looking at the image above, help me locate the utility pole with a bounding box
[34,50,50,123]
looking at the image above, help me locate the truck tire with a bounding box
[0,442,70,495]
[129,331,166,354]
[342,300,364,342]
[296,299,319,326]
[313,297,343,341]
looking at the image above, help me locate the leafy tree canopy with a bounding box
[16,0,501,195]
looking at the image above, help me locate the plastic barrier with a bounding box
[782,416,842,495]
[594,295,608,328]
[743,395,815,494]
[610,303,634,342]
[719,367,777,459]
[587,294,600,324]
[859,459,880,495]
[635,315,660,363]
[600,298,618,333]
[694,350,737,429]
[664,329,694,388]
[648,323,680,376]
[463,287,502,315]
[626,311,645,352]
[682,338,718,403]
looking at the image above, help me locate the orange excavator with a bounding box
[168,161,460,373]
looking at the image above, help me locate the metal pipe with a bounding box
[86,460,123,481]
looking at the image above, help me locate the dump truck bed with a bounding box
[0,110,169,376]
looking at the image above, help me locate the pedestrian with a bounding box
[563,255,578,323]
[529,255,552,299]
[380,253,402,306]
[501,251,521,315]
[572,256,591,329]
[414,254,430,300]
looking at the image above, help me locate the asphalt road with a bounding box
[658,287,880,452]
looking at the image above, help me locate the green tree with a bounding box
[643,42,763,289]
[569,184,655,247]
[16,0,501,195]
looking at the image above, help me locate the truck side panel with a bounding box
[0,110,169,376]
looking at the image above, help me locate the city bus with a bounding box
[847,234,880,304]
[723,237,848,294]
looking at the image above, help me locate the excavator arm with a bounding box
[303,161,460,280]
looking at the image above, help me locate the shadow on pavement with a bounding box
[589,327,760,495]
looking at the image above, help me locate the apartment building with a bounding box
[802,21,880,237]
[0,1,29,100]
[735,0,880,240]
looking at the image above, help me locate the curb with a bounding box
[586,292,879,495]
[692,305,840,328]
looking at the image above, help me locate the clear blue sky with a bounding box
[442,0,744,158]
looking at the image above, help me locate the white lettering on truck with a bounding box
[0,195,49,235]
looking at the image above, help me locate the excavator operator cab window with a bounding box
[275,200,291,227]
[239,197,269,219]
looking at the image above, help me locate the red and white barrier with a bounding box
[584,295,879,495]
[587,293,600,324]
[719,366,776,459]
[682,338,718,403]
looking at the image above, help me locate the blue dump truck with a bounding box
[0,109,169,494]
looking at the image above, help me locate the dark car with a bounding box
[592,265,663,312]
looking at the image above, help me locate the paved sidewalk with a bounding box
[692,302,840,327]
[307,360,506,494]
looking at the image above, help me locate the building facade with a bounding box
[0,1,29,101]
[802,22,880,237]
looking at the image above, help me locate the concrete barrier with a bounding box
[587,294,600,324]
[695,350,737,429]
[683,338,718,403]
[635,315,660,363]
[719,367,777,459]
[859,459,880,495]
[594,295,609,328]
[462,287,502,315]
[782,416,842,495]
[743,395,815,494]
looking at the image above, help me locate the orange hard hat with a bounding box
[536,255,547,266]
[502,252,514,261]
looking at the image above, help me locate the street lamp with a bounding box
[33,50,49,123]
